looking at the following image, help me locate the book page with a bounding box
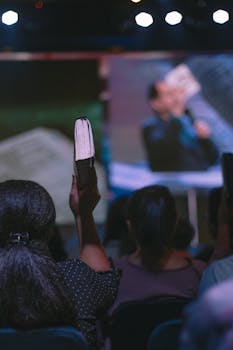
[165,63,201,101]
[0,128,74,223]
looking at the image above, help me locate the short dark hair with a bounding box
[148,83,159,100]
[0,180,75,329]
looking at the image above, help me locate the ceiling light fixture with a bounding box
[2,10,18,25]
[213,9,229,24]
[135,12,153,27]
[165,11,183,25]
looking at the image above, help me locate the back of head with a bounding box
[172,218,195,250]
[127,185,177,270]
[0,180,75,329]
[181,280,233,350]
[0,180,56,244]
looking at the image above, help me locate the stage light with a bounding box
[131,0,142,3]
[135,12,153,27]
[165,11,183,25]
[213,9,229,24]
[2,10,18,25]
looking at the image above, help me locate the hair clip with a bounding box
[8,232,30,245]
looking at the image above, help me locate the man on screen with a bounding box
[142,81,219,171]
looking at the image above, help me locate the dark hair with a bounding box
[172,218,195,250]
[0,180,75,329]
[48,225,67,262]
[127,185,177,270]
[148,83,159,100]
[104,195,136,255]
[0,180,56,244]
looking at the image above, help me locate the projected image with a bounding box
[107,54,233,174]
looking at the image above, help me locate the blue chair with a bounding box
[109,297,191,350]
[0,326,88,350]
[148,319,183,350]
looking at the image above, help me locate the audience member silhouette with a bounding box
[199,188,233,295]
[0,180,75,329]
[0,176,120,350]
[180,279,233,350]
[110,185,206,312]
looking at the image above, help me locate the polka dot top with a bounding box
[58,258,120,350]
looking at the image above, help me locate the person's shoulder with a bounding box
[191,258,207,271]
[57,258,86,273]
[142,115,158,129]
[207,255,233,275]
[198,255,233,295]
[114,255,130,269]
[58,257,121,278]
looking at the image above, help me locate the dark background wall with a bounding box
[0,60,103,157]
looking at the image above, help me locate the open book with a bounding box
[165,64,201,101]
[74,117,95,189]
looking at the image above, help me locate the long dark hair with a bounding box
[0,180,75,329]
[127,185,177,271]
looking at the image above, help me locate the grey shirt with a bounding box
[111,255,206,313]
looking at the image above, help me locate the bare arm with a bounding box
[69,170,111,271]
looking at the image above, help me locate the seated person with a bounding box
[0,180,75,330]
[172,217,195,251]
[180,279,233,350]
[110,185,206,312]
[199,187,233,295]
[172,217,214,263]
[0,173,120,350]
[142,81,219,171]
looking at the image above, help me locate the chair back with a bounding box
[148,318,183,350]
[0,326,88,350]
[109,297,191,350]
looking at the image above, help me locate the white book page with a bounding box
[74,118,95,161]
[0,127,106,224]
[165,64,201,101]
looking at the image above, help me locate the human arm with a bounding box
[194,120,219,165]
[69,169,111,271]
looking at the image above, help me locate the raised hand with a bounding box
[69,167,100,217]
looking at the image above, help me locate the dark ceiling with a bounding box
[0,0,233,52]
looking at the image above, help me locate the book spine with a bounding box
[75,157,95,189]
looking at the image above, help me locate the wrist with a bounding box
[74,211,94,220]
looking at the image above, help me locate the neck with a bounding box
[157,111,171,121]
[128,249,191,270]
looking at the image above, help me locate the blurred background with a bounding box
[0,0,233,252]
